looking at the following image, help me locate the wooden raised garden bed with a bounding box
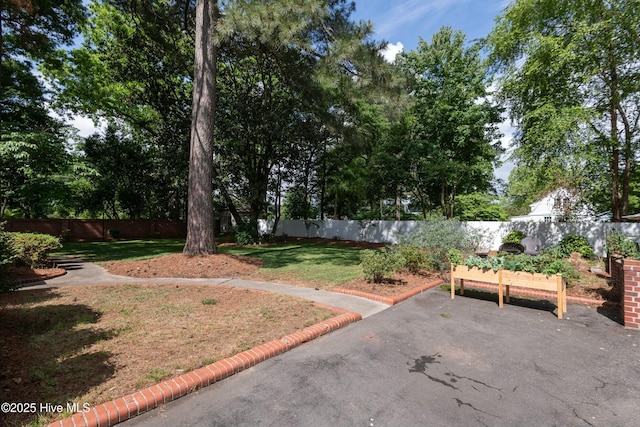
[450,265,567,319]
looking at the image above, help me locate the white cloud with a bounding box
[50,110,103,139]
[381,41,404,63]
[70,115,102,137]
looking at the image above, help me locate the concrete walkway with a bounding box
[24,257,388,318]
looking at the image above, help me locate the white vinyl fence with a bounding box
[259,219,640,257]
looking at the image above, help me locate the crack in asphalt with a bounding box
[444,372,502,393]
[453,398,497,418]
[573,408,595,426]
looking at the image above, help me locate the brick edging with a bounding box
[14,269,67,286]
[333,279,444,306]
[47,311,361,427]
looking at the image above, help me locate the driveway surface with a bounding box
[121,290,640,427]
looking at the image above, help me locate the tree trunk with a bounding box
[271,166,282,235]
[183,0,218,256]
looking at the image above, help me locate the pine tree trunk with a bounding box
[183,0,218,256]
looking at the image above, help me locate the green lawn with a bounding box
[52,240,365,286]
[52,239,186,262]
[219,243,364,285]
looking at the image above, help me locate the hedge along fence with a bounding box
[3,219,187,241]
[259,219,640,257]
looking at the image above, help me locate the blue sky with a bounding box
[351,0,510,58]
[351,0,515,184]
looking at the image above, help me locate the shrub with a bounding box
[399,219,485,271]
[8,232,62,268]
[556,234,594,259]
[107,229,121,239]
[606,230,639,258]
[235,219,261,245]
[360,249,404,283]
[502,230,526,245]
[0,225,16,291]
[395,245,432,273]
[0,224,13,270]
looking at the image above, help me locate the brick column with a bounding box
[622,258,640,329]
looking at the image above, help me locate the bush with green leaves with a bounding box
[556,234,594,259]
[234,219,262,245]
[399,219,485,271]
[502,230,526,244]
[0,225,16,291]
[606,230,639,258]
[394,245,433,273]
[360,249,404,283]
[0,224,13,270]
[8,232,62,268]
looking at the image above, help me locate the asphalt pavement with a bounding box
[121,289,640,427]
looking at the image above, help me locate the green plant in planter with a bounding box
[448,249,579,281]
[502,230,526,244]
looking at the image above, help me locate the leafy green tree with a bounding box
[454,193,509,221]
[183,0,387,253]
[0,0,86,99]
[282,187,312,219]
[1,0,86,218]
[486,0,640,221]
[397,27,503,218]
[80,124,154,219]
[46,0,194,220]
[0,58,72,218]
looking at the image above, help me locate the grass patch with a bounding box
[218,243,364,286]
[52,239,186,262]
[55,240,367,288]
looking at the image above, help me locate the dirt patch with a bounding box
[101,253,263,279]
[337,270,446,297]
[0,284,336,427]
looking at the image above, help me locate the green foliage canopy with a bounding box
[486,0,640,221]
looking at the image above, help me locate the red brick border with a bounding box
[47,311,361,427]
[333,279,444,306]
